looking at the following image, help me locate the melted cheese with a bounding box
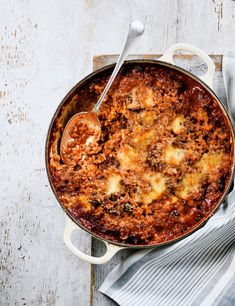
[170,196,178,204]
[106,174,121,195]
[139,87,155,108]
[165,146,186,165]
[127,87,140,109]
[142,88,155,108]
[128,87,156,109]
[133,129,156,149]
[139,110,157,126]
[143,173,166,204]
[176,153,224,200]
[197,153,223,173]
[176,173,201,200]
[171,116,185,134]
[117,146,140,170]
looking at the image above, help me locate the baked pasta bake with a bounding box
[48,63,233,245]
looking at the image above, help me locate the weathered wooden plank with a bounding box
[0,1,91,305]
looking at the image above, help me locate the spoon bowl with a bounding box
[60,111,101,163]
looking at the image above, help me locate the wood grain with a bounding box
[0,0,234,305]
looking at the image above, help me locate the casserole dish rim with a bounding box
[45,58,235,249]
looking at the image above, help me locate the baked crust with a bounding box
[48,64,233,245]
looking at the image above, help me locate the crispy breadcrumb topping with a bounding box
[49,64,233,245]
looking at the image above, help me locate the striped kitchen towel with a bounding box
[99,55,235,306]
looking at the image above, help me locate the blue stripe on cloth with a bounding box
[216,275,235,306]
[115,223,235,306]
[192,244,235,306]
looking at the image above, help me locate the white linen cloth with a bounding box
[99,55,235,306]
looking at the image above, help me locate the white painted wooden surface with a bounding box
[0,1,235,305]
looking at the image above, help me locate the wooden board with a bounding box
[90,53,225,306]
[93,54,223,71]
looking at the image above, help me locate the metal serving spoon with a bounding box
[60,20,145,163]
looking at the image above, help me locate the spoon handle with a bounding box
[92,20,145,113]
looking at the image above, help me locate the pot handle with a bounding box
[159,43,215,88]
[63,216,125,264]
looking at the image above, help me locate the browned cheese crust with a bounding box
[49,64,233,245]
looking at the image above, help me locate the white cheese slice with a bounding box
[176,153,224,201]
[143,173,166,204]
[196,152,223,173]
[171,116,185,134]
[176,173,201,200]
[117,146,140,170]
[165,145,186,165]
[106,174,121,195]
[133,129,156,150]
[139,110,157,126]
